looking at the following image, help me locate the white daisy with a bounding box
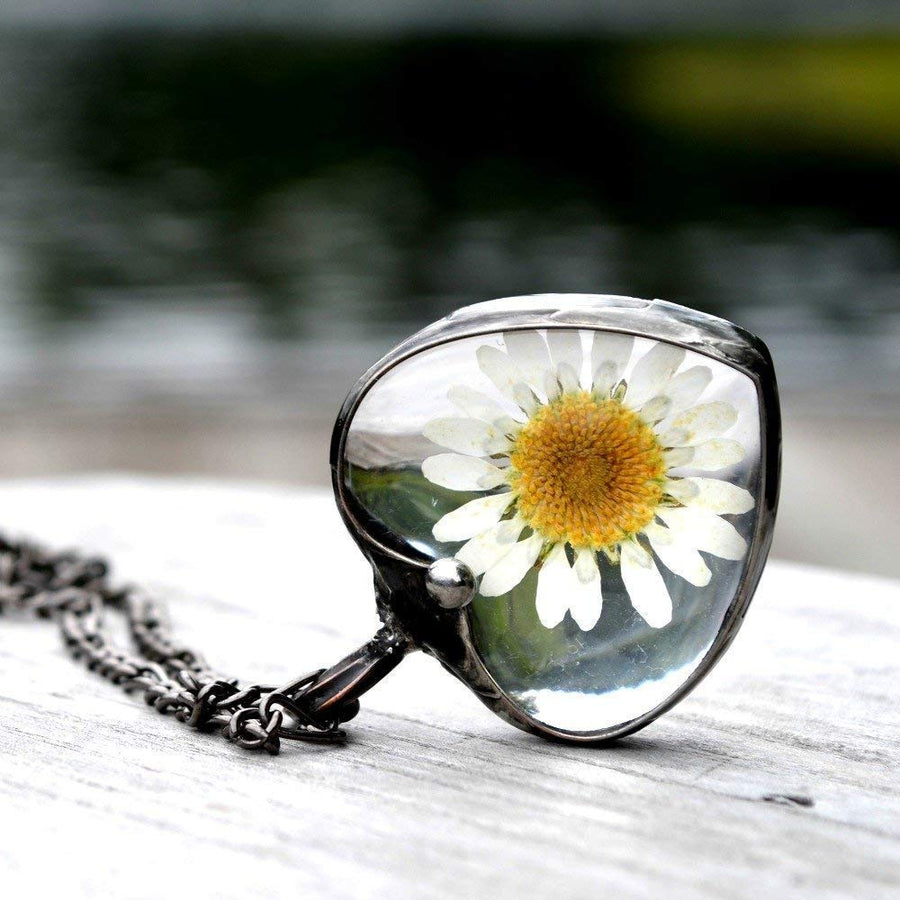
[421,329,753,631]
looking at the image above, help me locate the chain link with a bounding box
[0,534,358,754]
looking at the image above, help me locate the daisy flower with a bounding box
[421,329,753,631]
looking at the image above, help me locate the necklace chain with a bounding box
[0,533,394,754]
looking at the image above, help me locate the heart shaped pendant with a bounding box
[330,294,780,743]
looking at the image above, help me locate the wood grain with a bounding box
[0,477,897,899]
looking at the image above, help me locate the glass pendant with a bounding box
[332,294,780,742]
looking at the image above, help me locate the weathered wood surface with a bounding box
[0,477,898,899]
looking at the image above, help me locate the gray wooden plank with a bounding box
[0,477,897,900]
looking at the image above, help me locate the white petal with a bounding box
[496,416,524,439]
[592,360,619,398]
[569,548,603,630]
[664,439,747,473]
[590,332,634,395]
[543,369,562,402]
[644,522,711,587]
[573,547,599,583]
[422,454,508,491]
[502,331,552,396]
[476,345,526,402]
[627,343,685,407]
[424,417,510,456]
[639,395,672,425]
[688,439,745,472]
[479,534,544,597]
[546,330,584,383]
[456,516,524,576]
[432,492,513,542]
[619,539,673,627]
[512,383,540,416]
[456,537,510,578]
[664,446,694,469]
[536,544,603,631]
[657,507,747,561]
[569,590,603,632]
[557,361,580,393]
[657,402,738,448]
[662,366,712,412]
[535,544,575,628]
[665,477,754,515]
[448,384,523,424]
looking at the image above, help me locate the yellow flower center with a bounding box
[508,391,666,551]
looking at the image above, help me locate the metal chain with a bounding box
[0,533,360,754]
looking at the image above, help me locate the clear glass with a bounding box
[344,329,762,733]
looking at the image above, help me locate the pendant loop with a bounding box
[297,625,409,721]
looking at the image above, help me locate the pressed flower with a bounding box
[421,330,752,631]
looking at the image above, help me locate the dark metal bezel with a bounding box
[329,294,781,744]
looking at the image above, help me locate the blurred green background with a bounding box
[0,8,897,575]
